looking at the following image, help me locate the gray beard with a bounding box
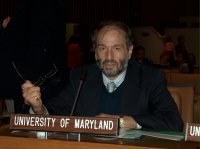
[96,59,128,78]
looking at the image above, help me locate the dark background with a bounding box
[0,0,199,28]
[0,0,66,101]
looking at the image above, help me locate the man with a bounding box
[133,45,153,65]
[22,20,183,131]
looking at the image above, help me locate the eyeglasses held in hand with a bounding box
[12,61,58,86]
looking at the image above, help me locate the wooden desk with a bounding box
[0,124,198,149]
[0,136,161,149]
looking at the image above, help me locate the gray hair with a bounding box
[91,20,134,51]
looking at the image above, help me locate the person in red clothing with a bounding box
[66,35,82,68]
[160,35,176,67]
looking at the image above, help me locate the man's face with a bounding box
[95,26,133,79]
[136,49,145,61]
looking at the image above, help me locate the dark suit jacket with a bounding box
[46,60,183,131]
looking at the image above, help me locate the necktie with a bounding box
[107,82,116,93]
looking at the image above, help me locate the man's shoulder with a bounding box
[128,59,163,77]
[129,59,160,71]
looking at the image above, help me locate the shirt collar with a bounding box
[102,70,127,89]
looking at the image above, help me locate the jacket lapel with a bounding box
[77,65,103,116]
[121,61,142,114]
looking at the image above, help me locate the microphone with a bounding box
[70,69,87,116]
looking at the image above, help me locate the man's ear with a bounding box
[128,45,134,59]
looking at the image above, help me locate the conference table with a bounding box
[0,123,198,149]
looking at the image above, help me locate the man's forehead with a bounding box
[97,26,125,40]
[99,26,124,34]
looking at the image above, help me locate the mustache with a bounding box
[96,59,117,66]
[102,60,117,65]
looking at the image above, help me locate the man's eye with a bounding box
[114,47,120,51]
[98,47,106,51]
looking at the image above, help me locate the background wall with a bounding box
[165,28,199,63]
[132,27,163,64]
[132,27,199,64]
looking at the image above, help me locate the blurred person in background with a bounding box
[66,35,83,69]
[160,36,176,67]
[175,35,188,61]
[132,45,153,65]
[186,53,196,73]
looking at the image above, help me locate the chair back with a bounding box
[168,84,194,123]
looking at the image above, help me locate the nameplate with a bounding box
[185,123,199,142]
[10,114,119,136]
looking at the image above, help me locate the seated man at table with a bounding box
[22,20,183,131]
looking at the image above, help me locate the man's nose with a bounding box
[105,49,114,60]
